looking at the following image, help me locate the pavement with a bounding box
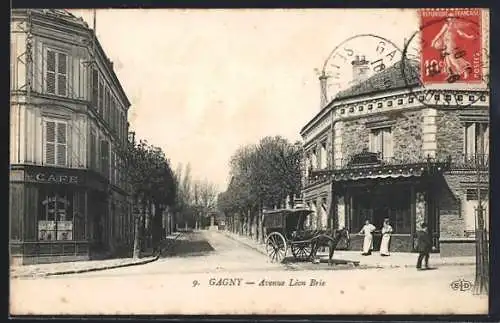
[10,230,487,315]
[10,233,181,279]
[221,230,476,269]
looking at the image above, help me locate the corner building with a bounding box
[300,61,489,257]
[10,9,133,264]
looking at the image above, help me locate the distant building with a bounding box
[300,58,489,257]
[10,9,133,264]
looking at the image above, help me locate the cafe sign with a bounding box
[27,169,83,185]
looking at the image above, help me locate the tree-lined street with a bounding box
[11,231,485,315]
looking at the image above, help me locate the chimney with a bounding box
[351,55,370,85]
[319,70,328,110]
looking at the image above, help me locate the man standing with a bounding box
[416,222,432,270]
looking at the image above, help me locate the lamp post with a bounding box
[473,151,488,295]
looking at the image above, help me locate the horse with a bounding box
[310,227,350,266]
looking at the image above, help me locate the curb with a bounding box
[221,231,475,269]
[11,233,183,279]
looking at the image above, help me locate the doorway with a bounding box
[351,183,412,251]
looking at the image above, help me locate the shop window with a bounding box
[72,191,86,241]
[38,188,74,241]
[45,49,68,96]
[369,127,393,160]
[44,119,67,167]
[392,209,411,234]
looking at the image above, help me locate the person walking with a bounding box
[380,218,393,256]
[359,219,376,256]
[416,222,432,270]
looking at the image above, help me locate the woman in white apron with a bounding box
[359,220,376,255]
[380,218,393,256]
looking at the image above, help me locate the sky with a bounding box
[68,9,419,190]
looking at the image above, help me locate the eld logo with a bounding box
[450,279,473,291]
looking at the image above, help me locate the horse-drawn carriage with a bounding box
[263,208,350,264]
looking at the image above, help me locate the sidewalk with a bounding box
[222,230,475,269]
[10,233,182,279]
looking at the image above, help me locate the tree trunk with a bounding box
[152,203,163,254]
[261,202,265,241]
[132,197,141,259]
[140,199,147,252]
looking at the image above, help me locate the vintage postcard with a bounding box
[9,8,490,316]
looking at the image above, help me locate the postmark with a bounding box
[319,34,404,103]
[401,8,489,108]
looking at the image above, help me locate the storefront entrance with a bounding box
[347,181,415,252]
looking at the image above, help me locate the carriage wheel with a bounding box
[265,232,287,263]
[291,243,312,261]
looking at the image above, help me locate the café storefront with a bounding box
[317,151,451,253]
[9,164,110,265]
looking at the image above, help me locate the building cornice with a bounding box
[300,88,489,138]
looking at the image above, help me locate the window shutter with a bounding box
[104,88,109,123]
[110,151,114,184]
[483,124,489,156]
[56,122,67,166]
[111,100,116,133]
[46,50,56,94]
[57,52,67,96]
[90,131,96,169]
[101,140,109,176]
[98,80,104,117]
[45,121,56,164]
[92,69,99,107]
[383,128,393,159]
[466,123,475,159]
[369,132,375,152]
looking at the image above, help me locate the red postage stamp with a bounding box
[419,8,483,84]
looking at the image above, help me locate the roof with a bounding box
[334,59,420,100]
[23,9,132,108]
[300,59,420,136]
[28,9,90,28]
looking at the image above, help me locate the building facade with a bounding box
[10,9,134,264]
[300,60,489,257]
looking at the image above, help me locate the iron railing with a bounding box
[305,151,451,186]
[305,152,489,186]
[450,153,489,170]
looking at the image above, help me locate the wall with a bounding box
[438,174,464,239]
[435,110,463,162]
[341,109,424,160]
[392,110,424,160]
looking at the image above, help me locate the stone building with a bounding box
[300,58,489,257]
[10,9,133,264]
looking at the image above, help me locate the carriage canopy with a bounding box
[262,208,313,232]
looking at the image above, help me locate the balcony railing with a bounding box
[305,151,489,186]
[304,150,453,186]
[451,153,489,170]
